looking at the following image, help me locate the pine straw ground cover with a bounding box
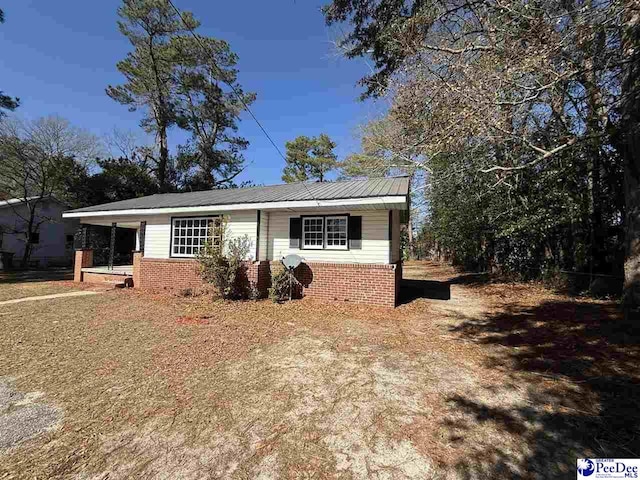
[0,262,638,479]
[0,280,86,303]
[0,269,101,302]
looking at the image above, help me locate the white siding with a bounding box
[144,215,171,258]
[258,210,269,261]
[86,207,398,265]
[391,210,401,263]
[143,210,258,260]
[267,209,391,264]
[225,210,258,260]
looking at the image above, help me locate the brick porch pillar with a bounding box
[74,249,93,283]
[132,251,143,288]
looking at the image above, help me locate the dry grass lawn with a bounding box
[0,269,103,302]
[0,262,637,479]
[0,281,83,302]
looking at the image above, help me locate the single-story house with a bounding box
[62,176,410,307]
[0,196,79,269]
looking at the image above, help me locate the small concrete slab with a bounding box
[0,290,102,306]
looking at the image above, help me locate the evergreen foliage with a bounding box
[0,9,19,117]
[282,134,337,182]
[108,0,254,192]
[326,0,638,305]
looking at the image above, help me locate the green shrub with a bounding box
[197,232,253,300]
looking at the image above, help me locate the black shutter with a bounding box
[349,216,362,249]
[289,217,302,248]
[139,221,146,254]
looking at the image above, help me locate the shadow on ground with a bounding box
[399,272,490,304]
[400,279,452,302]
[0,269,73,284]
[445,300,640,478]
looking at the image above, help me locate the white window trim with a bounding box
[302,216,324,250]
[171,216,220,258]
[324,215,349,250]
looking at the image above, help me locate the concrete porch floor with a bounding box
[81,265,133,276]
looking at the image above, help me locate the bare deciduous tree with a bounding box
[326,0,639,308]
[0,116,102,267]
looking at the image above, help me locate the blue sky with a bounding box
[0,0,383,185]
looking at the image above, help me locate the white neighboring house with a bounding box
[0,196,79,268]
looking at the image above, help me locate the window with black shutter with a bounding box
[349,216,362,249]
[290,214,361,250]
[289,217,302,248]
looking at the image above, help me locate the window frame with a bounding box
[324,215,349,250]
[299,214,350,250]
[170,215,221,258]
[301,216,324,250]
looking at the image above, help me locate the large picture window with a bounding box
[325,216,348,249]
[302,217,324,249]
[171,217,220,257]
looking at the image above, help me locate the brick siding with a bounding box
[73,249,93,282]
[290,261,399,307]
[262,261,399,307]
[82,272,130,285]
[133,257,399,307]
[137,257,268,295]
[138,258,203,290]
[132,251,142,288]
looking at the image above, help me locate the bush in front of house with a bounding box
[268,268,290,303]
[268,264,302,303]
[197,234,253,300]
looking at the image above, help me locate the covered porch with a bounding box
[73,220,145,287]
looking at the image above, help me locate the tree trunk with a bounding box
[579,11,608,275]
[589,141,606,272]
[407,216,414,259]
[20,240,32,269]
[20,205,37,269]
[621,3,640,313]
[157,126,169,193]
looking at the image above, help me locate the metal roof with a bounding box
[66,176,410,213]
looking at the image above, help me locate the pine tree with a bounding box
[108,0,254,192]
[282,134,337,183]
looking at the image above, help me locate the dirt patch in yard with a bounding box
[0,262,638,479]
[0,377,62,452]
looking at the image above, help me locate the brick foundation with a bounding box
[138,258,202,290]
[284,261,399,307]
[73,249,93,282]
[135,257,400,307]
[137,257,269,296]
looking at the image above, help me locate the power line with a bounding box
[167,0,286,163]
[167,0,321,205]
